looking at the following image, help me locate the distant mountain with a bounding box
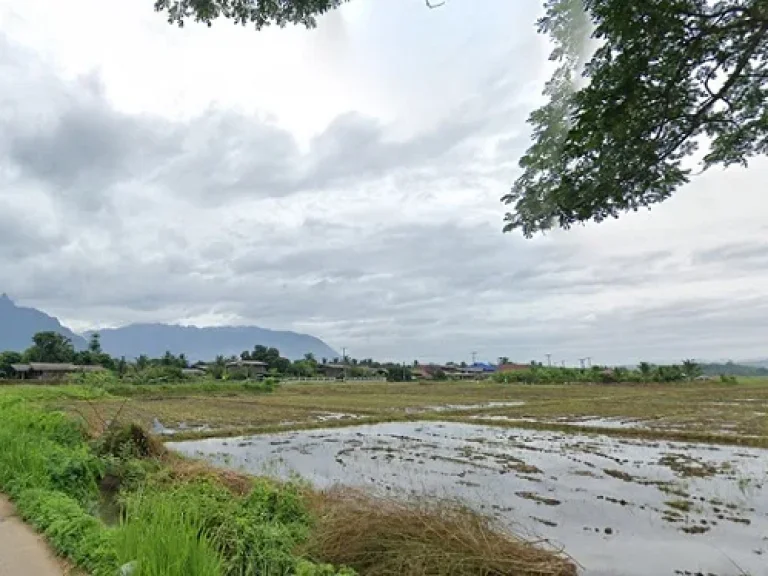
[0,294,338,361]
[86,323,339,361]
[0,294,87,352]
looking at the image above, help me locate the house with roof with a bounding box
[10,363,106,381]
[225,360,268,378]
[317,364,346,379]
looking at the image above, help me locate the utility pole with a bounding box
[579,358,585,369]
[546,353,552,367]
[342,347,347,381]
[471,351,478,365]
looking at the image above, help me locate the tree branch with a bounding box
[658,20,768,162]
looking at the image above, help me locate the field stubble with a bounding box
[57,379,768,446]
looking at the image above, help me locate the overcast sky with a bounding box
[1,0,767,365]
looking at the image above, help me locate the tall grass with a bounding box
[115,491,224,576]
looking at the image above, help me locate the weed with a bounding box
[665,499,693,513]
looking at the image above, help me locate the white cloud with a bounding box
[1,0,767,365]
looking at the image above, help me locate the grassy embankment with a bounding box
[0,384,575,576]
[56,378,768,447]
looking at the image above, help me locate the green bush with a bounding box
[97,423,163,459]
[14,488,118,576]
[45,446,104,504]
[67,370,121,388]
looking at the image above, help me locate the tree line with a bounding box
[0,331,413,382]
[492,361,709,384]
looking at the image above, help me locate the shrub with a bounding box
[97,423,165,460]
[45,446,104,504]
[67,370,121,388]
[14,488,118,576]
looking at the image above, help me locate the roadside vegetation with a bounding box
[0,385,576,576]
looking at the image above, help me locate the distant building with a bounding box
[470,362,497,373]
[10,363,106,381]
[317,364,346,379]
[225,360,268,378]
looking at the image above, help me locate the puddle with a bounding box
[467,415,644,430]
[169,422,768,576]
[407,401,526,414]
[151,418,212,436]
[312,412,362,422]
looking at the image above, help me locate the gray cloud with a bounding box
[2,11,768,366]
[693,242,768,269]
[0,32,514,213]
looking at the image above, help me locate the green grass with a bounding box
[115,491,223,576]
[0,394,117,575]
[0,386,576,576]
[0,391,354,576]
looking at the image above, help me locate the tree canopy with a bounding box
[503,0,768,236]
[155,0,768,236]
[154,0,348,29]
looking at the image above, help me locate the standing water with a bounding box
[169,422,768,576]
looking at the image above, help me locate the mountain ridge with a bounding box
[85,323,339,361]
[0,293,87,352]
[0,295,338,361]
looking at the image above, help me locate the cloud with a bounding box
[692,242,768,270]
[0,32,511,213]
[1,2,768,366]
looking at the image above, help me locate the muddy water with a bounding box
[169,422,768,576]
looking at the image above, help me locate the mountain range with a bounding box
[0,294,338,361]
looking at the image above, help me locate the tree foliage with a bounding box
[503,0,768,236]
[151,1,768,236]
[23,331,76,363]
[155,0,348,29]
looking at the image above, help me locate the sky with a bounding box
[1,0,767,366]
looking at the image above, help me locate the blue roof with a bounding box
[471,362,496,372]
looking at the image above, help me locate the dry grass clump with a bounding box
[306,488,577,576]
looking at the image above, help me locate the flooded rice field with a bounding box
[170,422,768,576]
